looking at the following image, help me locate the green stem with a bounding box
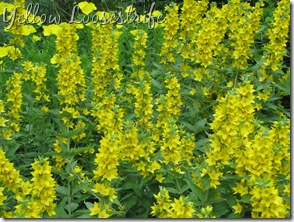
[68,180,71,218]
[233,72,238,88]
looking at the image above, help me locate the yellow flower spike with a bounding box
[78,2,97,15]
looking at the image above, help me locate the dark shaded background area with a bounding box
[16,0,278,22]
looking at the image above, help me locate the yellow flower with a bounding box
[254,103,262,111]
[0,2,14,14]
[232,202,243,214]
[21,25,36,36]
[147,161,161,174]
[130,29,139,36]
[0,187,7,206]
[125,5,136,13]
[32,35,41,42]
[152,10,162,17]
[0,47,8,58]
[171,196,195,218]
[89,202,110,218]
[233,182,248,196]
[189,88,196,95]
[155,174,165,183]
[78,2,97,15]
[43,24,62,36]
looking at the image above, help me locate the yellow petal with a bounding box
[0,2,14,15]
[116,24,123,29]
[130,30,139,36]
[21,25,36,36]
[43,24,62,36]
[78,2,97,15]
[125,5,136,13]
[32,35,41,42]
[0,47,8,58]
[152,10,161,17]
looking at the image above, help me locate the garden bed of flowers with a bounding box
[0,0,290,218]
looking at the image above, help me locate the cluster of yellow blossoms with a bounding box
[1,73,23,140]
[0,149,56,218]
[263,0,290,71]
[203,81,290,217]
[160,4,179,64]
[151,187,195,218]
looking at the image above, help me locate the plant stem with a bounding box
[68,180,71,218]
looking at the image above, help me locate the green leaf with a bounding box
[71,146,95,156]
[65,203,79,213]
[23,92,35,103]
[55,186,69,196]
[185,179,205,202]
[5,144,20,157]
[268,97,281,102]
[66,127,86,139]
[194,118,207,133]
[124,113,136,121]
[221,175,240,181]
[181,121,195,132]
[59,124,69,137]
[204,198,226,205]
[188,192,201,206]
[240,194,251,204]
[52,169,68,180]
[54,197,68,218]
[212,201,229,217]
[60,141,69,153]
[76,213,93,218]
[152,79,163,90]
[112,199,122,207]
[85,202,94,209]
[120,192,133,202]
[121,182,135,190]
[228,213,242,218]
[150,70,162,78]
[166,187,179,194]
[133,186,143,197]
[125,197,137,211]
[72,184,81,195]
